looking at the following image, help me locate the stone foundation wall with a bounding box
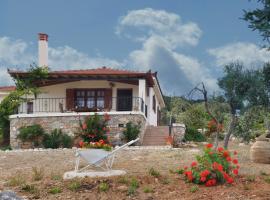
[10,113,146,149]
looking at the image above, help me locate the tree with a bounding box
[218,62,256,148]
[243,0,270,46]
[188,83,228,149]
[0,65,48,146]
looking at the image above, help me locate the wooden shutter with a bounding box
[66,89,75,111]
[104,89,112,111]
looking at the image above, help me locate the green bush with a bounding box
[42,129,73,149]
[79,114,109,143]
[123,122,141,142]
[184,127,206,142]
[18,124,45,146]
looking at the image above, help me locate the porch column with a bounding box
[138,79,146,112]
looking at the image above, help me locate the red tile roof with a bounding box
[0,86,16,91]
[49,67,146,75]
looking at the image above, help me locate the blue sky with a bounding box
[0,0,269,95]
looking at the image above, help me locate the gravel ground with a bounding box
[0,142,269,200]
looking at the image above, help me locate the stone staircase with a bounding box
[142,126,170,146]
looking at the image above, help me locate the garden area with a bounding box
[0,142,270,199]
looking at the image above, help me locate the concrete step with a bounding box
[142,126,169,146]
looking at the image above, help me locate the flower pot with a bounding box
[250,135,270,164]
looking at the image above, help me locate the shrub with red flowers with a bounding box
[207,119,224,134]
[79,139,112,151]
[180,143,240,186]
[77,113,111,150]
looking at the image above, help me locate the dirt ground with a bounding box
[0,142,270,199]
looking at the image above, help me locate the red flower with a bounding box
[82,123,87,130]
[236,165,240,169]
[200,176,206,182]
[99,139,105,145]
[226,157,232,162]
[234,151,237,155]
[232,159,238,164]
[191,161,197,167]
[233,169,238,175]
[79,141,84,147]
[184,171,193,181]
[218,147,224,152]
[205,179,217,187]
[200,169,210,177]
[227,177,234,184]
[184,166,188,170]
[206,143,213,149]
[223,151,229,158]
[223,172,229,180]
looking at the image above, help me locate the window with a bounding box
[75,89,105,110]
[76,91,85,108]
[96,90,105,109]
[27,102,33,114]
[152,95,156,113]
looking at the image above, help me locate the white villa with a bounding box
[7,33,166,148]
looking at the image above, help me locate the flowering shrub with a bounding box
[207,119,224,133]
[79,139,112,151]
[180,143,239,186]
[78,113,111,150]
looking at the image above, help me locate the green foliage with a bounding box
[218,63,249,113]
[0,90,25,144]
[184,127,206,142]
[32,167,44,181]
[68,180,81,191]
[181,145,239,186]
[98,182,109,192]
[264,176,270,183]
[117,176,129,185]
[181,104,209,129]
[42,129,73,149]
[6,174,26,187]
[143,186,154,193]
[48,187,62,194]
[246,175,256,182]
[0,65,48,144]
[14,64,49,96]
[127,177,139,196]
[190,185,199,193]
[17,124,45,146]
[79,114,109,143]
[123,121,141,142]
[21,184,38,194]
[148,167,160,178]
[243,0,270,46]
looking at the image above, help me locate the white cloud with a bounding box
[119,8,217,94]
[116,8,202,48]
[0,37,34,66]
[49,46,122,69]
[208,42,270,68]
[128,36,218,94]
[0,36,122,86]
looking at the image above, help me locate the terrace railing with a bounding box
[17,96,145,114]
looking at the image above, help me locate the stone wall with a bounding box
[10,113,146,149]
[171,123,186,147]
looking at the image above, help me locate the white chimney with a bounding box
[38,33,48,67]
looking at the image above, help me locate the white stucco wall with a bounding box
[144,87,163,126]
[0,92,10,103]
